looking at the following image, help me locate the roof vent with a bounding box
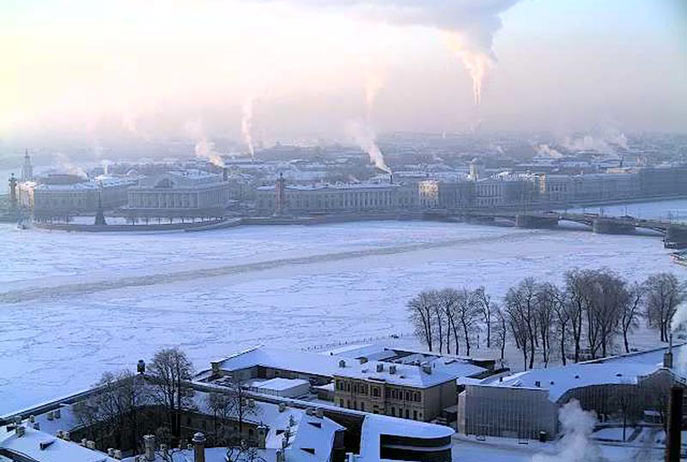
[279,403,286,413]
[616,373,622,377]
[376,364,384,373]
[16,426,25,437]
[574,375,580,379]
[114,449,123,460]
[389,365,397,375]
[54,409,61,419]
[422,365,432,375]
[40,440,55,450]
[535,381,541,387]
[550,381,554,385]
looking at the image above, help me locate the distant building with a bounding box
[256,178,418,215]
[18,174,137,219]
[474,175,538,208]
[21,149,33,181]
[419,180,474,209]
[126,170,231,217]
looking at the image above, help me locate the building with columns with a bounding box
[126,170,231,218]
[256,177,418,215]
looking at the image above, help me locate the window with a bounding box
[372,388,380,397]
[405,409,409,419]
[360,402,365,411]
[339,399,344,407]
[413,410,417,420]
[390,407,395,416]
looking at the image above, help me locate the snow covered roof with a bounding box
[357,414,454,462]
[256,182,399,192]
[252,378,310,392]
[480,344,687,403]
[0,424,116,462]
[205,347,457,389]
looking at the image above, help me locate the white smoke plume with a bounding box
[241,97,256,161]
[253,0,519,106]
[54,152,89,178]
[535,144,564,159]
[531,400,605,462]
[184,120,225,167]
[562,127,628,154]
[347,120,391,173]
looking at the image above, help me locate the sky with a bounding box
[1,0,685,150]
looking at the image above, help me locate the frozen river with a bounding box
[1,200,686,414]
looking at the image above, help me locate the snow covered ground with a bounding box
[1,200,685,415]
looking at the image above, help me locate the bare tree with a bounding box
[148,347,195,440]
[565,269,594,363]
[492,305,507,362]
[455,288,481,356]
[644,273,685,342]
[587,269,627,358]
[226,441,266,462]
[474,286,494,349]
[534,282,558,367]
[407,291,437,352]
[438,288,462,355]
[610,382,642,442]
[620,282,645,353]
[73,369,145,451]
[505,278,538,369]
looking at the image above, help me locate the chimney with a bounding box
[54,408,61,419]
[422,364,432,375]
[664,333,674,369]
[192,432,206,462]
[257,425,267,449]
[108,448,115,457]
[143,434,156,461]
[666,386,684,462]
[16,426,25,437]
[114,449,122,460]
[223,168,229,182]
[276,449,285,462]
[137,359,146,374]
[278,402,286,413]
[64,431,70,441]
[87,441,96,450]
[316,408,323,418]
[47,411,54,421]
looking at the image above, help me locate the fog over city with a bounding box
[1,0,686,155]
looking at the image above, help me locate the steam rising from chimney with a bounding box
[194,138,225,168]
[242,97,256,161]
[269,1,519,106]
[531,400,602,462]
[184,120,225,168]
[348,120,390,174]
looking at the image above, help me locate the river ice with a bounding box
[1,206,685,414]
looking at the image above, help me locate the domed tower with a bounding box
[21,149,33,181]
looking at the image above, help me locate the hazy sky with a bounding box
[1,0,685,148]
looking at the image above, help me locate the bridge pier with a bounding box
[515,214,559,229]
[665,226,687,249]
[592,218,635,235]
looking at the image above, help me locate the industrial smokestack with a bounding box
[665,386,683,462]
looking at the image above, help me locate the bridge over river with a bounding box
[440,211,687,249]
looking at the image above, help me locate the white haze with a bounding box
[1,0,685,153]
[531,400,605,462]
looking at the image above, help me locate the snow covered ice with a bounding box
[0,213,682,414]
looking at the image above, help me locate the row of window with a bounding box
[337,399,423,420]
[336,380,422,402]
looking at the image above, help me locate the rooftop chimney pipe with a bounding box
[666,386,683,462]
[192,432,206,462]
